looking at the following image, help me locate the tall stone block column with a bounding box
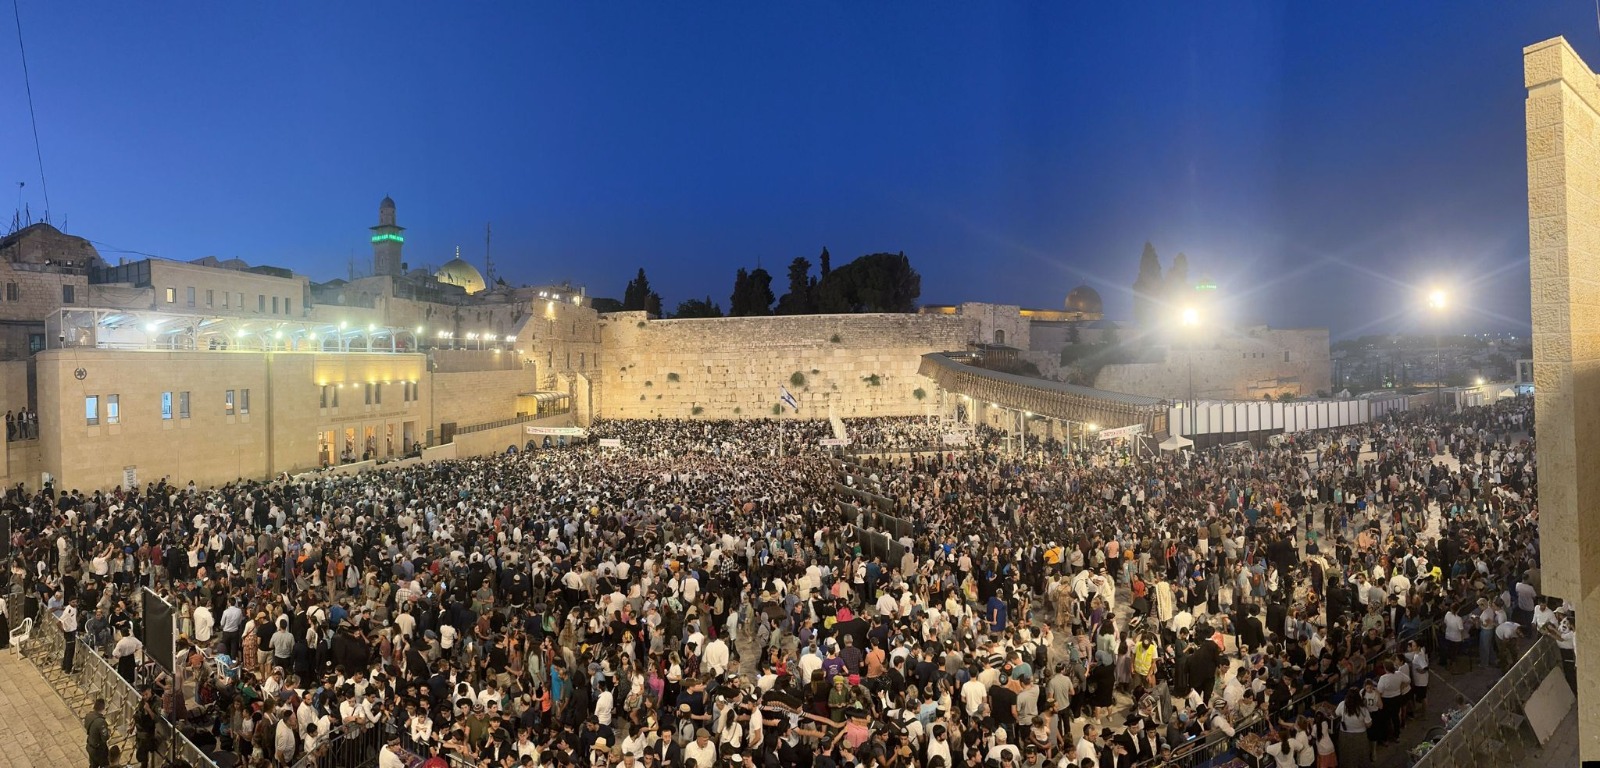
[1525,36,1600,761]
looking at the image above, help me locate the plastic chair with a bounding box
[8,617,31,652]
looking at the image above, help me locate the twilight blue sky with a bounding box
[0,2,1586,336]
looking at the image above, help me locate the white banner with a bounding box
[1097,424,1145,441]
[122,465,138,490]
[525,426,588,437]
[819,438,852,447]
[941,432,969,445]
[598,438,622,448]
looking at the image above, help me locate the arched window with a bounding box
[994,329,1006,346]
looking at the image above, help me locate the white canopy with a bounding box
[1158,434,1194,451]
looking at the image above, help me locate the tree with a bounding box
[729,267,775,316]
[819,247,831,279]
[1165,252,1190,303]
[730,268,749,316]
[673,295,723,318]
[776,256,816,315]
[622,268,662,315]
[746,267,775,315]
[1131,242,1164,327]
[590,297,624,313]
[813,252,920,313]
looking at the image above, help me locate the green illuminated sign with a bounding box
[371,233,404,244]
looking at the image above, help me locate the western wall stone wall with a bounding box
[597,312,975,420]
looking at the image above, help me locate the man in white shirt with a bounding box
[193,604,215,644]
[926,725,953,767]
[1494,620,1523,669]
[594,679,615,726]
[1075,726,1101,767]
[961,675,988,717]
[59,600,79,672]
[985,728,1020,764]
[702,636,730,677]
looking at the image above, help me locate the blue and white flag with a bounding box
[779,386,800,412]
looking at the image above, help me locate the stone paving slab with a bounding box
[0,651,89,768]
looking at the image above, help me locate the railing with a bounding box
[1411,635,1563,767]
[19,608,219,768]
[291,721,387,768]
[454,413,540,436]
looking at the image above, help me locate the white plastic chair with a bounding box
[9,617,32,653]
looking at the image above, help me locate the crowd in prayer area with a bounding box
[1,393,1570,768]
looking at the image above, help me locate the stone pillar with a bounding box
[1525,36,1600,761]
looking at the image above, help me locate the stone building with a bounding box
[0,197,605,490]
[0,223,102,361]
[923,299,1331,401]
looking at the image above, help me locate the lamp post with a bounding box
[1179,307,1199,447]
[1427,289,1447,409]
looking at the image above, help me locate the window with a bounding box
[6,282,18,301]
[206,289,214,308]
[106,394,119,425]
[179,391,190,419]
[222,292,230,309]
[165,287,176,303]
[187,287,196,307]
[28,334,43,354]
[240,388,250,415]
[258,295,265,313]
[285,298,293,315]
[225,389,235,414]
[364,383,373,406]
[85,395,99,426]
[580,352,586,369]
[271,296,279,314]
[62,284,75,303]
[161,391,173,420]
[1284,351,1291,362]
[236,292,243,310]
[374,383,381,405]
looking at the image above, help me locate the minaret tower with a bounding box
[370,195,405,277]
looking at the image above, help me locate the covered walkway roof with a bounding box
[47,308,425,354]
[918,352,1168,432]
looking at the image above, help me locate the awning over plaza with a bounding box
[917,352,1168,432]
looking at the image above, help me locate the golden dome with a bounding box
[435,257,486,294]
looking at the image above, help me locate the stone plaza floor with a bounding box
[0,650,89,768]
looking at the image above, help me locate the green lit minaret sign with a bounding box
[370,195,405,277]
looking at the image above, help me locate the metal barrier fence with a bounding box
[1412,635,1563,767]
[19,608,219,768]
[291,722,387,768]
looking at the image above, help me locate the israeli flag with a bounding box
[779,386,800,412]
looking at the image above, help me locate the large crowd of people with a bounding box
[0,395,1572,768]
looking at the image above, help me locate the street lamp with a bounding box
[1178,307,1200,446]
[1426,289,1447,408]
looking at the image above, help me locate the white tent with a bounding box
[1158,434,1194,451]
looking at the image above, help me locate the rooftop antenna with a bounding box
[12,0,50,223]
[485,221,494,285]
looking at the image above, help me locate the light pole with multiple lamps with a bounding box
[1179,306,1200,446]
[1426,289,1447,408]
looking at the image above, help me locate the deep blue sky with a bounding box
[0,3,1585,336]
